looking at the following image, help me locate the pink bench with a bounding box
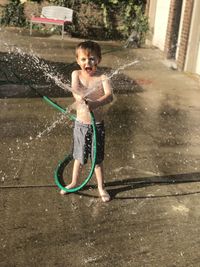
[30,6,73,39]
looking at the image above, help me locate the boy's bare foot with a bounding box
[60,182,76,195]
[60,187,68,195]
[99,189,111,202]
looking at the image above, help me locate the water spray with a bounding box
[1,47,139,192]
[6,69,97,193]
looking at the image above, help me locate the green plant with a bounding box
[1,0,26,27]
[34,0,148,41]
[118,3,149,45]
[132,5,149,45]
[1,0,148,43]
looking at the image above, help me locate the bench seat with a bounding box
[30,6,73,39]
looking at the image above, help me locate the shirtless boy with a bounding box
[60,40,113,202]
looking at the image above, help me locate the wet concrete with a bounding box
[1,27,200,267]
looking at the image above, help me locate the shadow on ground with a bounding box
[0,51,143,98]
[79,172,200,199]
[53,153,200,199]
[1,171,199,200]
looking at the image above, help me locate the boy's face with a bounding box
[76,49,100,76]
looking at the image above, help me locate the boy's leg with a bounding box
[95,163,110,202]
[60,159,82,195]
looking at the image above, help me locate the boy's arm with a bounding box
[71,70,84,102]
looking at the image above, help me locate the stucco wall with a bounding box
[152,0,171,50]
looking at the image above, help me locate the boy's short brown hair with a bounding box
[75,40,102,61]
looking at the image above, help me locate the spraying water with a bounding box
[2,44,139,99]
[1,45,140,183]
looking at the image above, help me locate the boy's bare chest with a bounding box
[79,76,101,89]
[79,77,103,97]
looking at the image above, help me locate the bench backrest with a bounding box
[41,6,73,21]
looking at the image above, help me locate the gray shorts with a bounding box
[73,120,105,165]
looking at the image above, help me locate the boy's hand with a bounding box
[84,98,98,111]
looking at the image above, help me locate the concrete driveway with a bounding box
[0,27,200,267]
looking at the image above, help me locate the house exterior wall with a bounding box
[164,0,183,59]
[145,0,157,41]
[147,0,200,75]
[175,0,186,60]
[184,0,200,74]
[176,0,194,70]
[152,0,171,50]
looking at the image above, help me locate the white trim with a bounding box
[176,0,186,60]
[184,0,200,73]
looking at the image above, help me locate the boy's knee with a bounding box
[95,163,103,169]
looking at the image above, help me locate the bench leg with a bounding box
[30,21,32,35]
[62,24,64,39]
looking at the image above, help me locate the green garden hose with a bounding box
[43,96,97,193]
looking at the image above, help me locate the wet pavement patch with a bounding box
[1,28,200,267]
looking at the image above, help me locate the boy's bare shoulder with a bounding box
[100,73,108,79]
[72,70,80,76]
[100,73,109,83]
